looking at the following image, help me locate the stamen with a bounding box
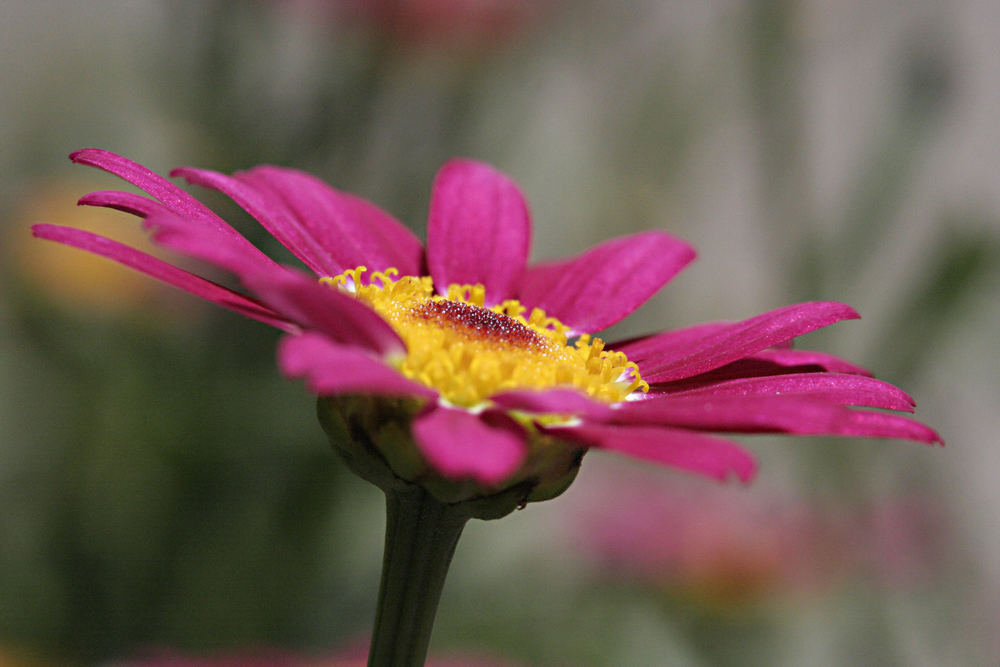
[321,266,649,407]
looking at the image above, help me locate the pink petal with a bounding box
[658,373,915,412]
[78,190,173,218]
[237,166,424,277]
[78,192,272,273]
[278,333,436,398]
[69,149,241,239]
[490,389,614,420]
[144,210,282,278]
[614,395,943,444]
[642,354,872,393]
[241,268,405,355]
[146,212,404,354]
[426,159,531,304]
[412,406,528,484]
[172,166,340,277]
[547,422,757,483]
[750,349,872,376]
[609,321,731,362]
[620,302,860,383]
[31,224,295,331]
[518,231,696,334]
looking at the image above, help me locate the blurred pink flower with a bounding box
[287,0,550,50]
[566,465,841,608]
[567,464,949,608]
[34,150,940,495]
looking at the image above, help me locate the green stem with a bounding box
[367,484,470,667]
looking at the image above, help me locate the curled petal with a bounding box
[519,231,696,334]
[279,333,435,398]
[658,373,916,412]
[69,149,240,238]
[78,190,174,218]
[237,167,424,277]
[547,422,757,483]
[31,224,295,330]
[412,406,527,484]
[426,159,531,304]
[620,302,860,383]
[614,395,943,445]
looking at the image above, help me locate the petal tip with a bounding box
[68,148,96,163]
[69,148,117,166]
[735,458,758,484]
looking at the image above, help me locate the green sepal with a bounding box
[317,395,585,517]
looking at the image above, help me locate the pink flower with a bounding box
[33,150,941,497]
[566,464,949,609]
[565,464,846,608]
[289,0,549,51]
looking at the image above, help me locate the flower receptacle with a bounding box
[317,395,584,518]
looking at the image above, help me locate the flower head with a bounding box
[33,150,941,506]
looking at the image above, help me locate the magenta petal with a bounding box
[750,349,872,376]
[146,212,403,354]
[621,302,860,383]
[31,224,295,330]
[78,190,173,218]
[610,321,731,362]
[278,333,435,398]
[490,389,614,421]
[145,210,281,278]
[547,422,756,483]
[615,395,943,444]
[242,268,405,355]
[412,406,527,484]
[69,149,240,238]
[519,231,696,334]
[645,354,872,392]
[236,167,424,277]
[661,373,916,412]
[172,166,344,277]
[426,159,531,304]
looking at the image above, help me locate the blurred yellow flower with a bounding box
[9,178,188,320]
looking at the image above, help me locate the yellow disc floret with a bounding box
[321,266,649,408]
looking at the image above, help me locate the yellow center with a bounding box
[322,266,648,408]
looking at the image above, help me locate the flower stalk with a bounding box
[368,483,469,667]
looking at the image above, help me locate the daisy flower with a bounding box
[32,149,940,503]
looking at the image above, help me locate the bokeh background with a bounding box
[2,1,998,665]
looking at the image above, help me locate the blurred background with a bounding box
[1,1,998,665]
